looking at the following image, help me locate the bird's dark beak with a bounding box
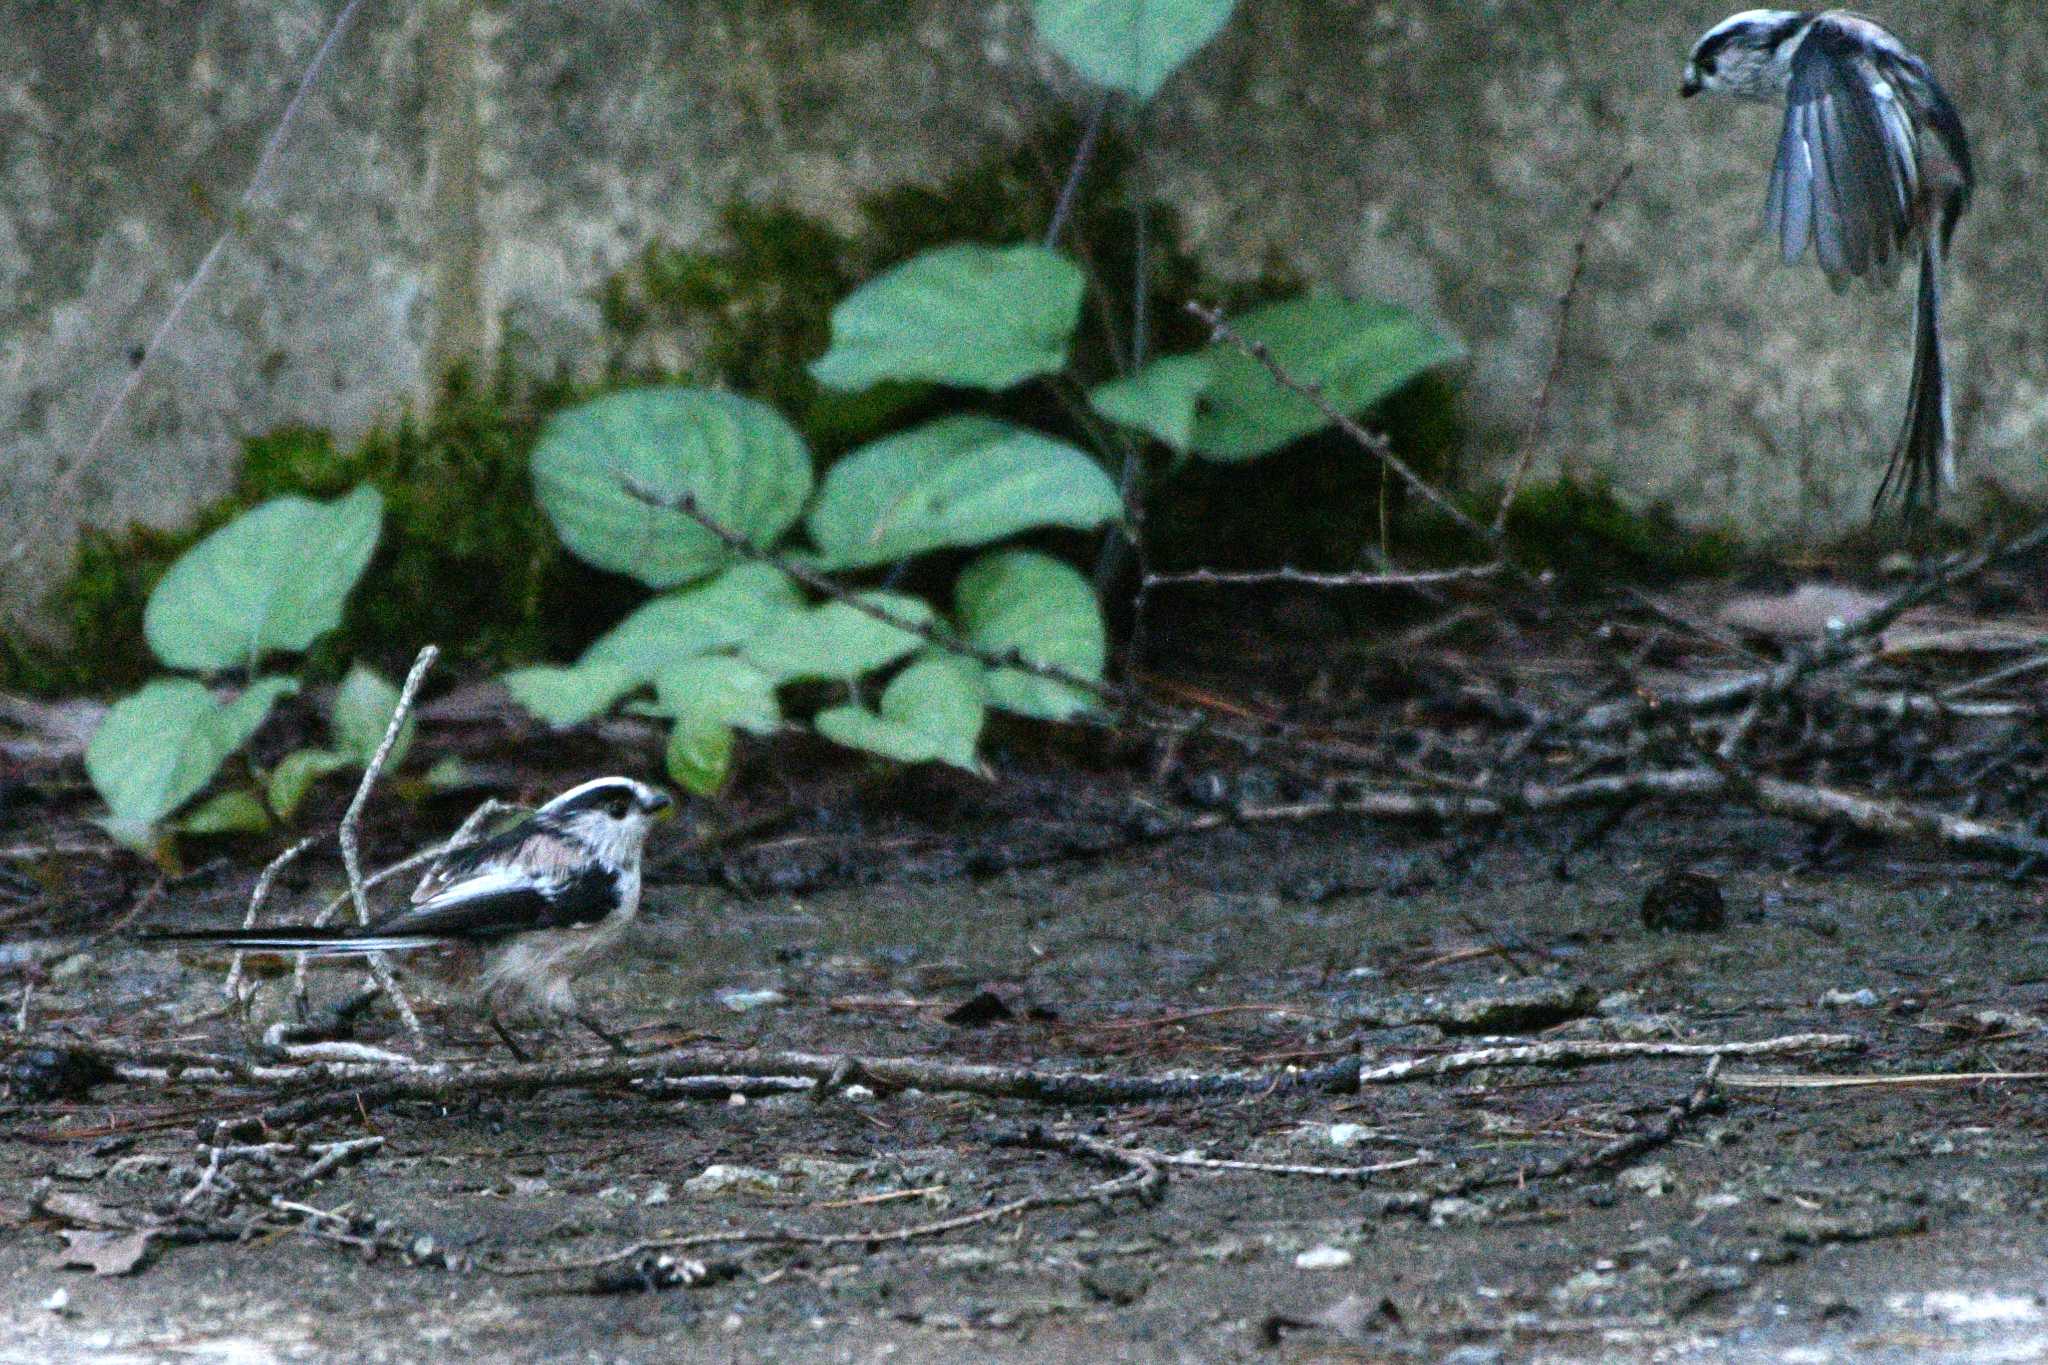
[645,790,677,820]
[1680,71,1701,98]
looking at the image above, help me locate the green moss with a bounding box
[6,368,640,696]
[1496,477,1740,584]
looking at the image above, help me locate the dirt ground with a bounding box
[7,779,2048,1363]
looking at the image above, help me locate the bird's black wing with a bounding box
[1767,17,1916,285]
[372,828,621,941]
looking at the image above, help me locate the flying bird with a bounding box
[147,776,675,1056]
[1681,9,1973,519]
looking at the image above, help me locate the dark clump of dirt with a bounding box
[6,787,2048,1362]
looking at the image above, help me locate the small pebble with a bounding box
[1295,1245,1354,1270]
[1820,988,1880,1009]
[685,1164,782,1197]
[716,988,787,1013]
[1327,1123,1372,1149]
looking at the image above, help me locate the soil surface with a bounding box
[6,776,2048,1363]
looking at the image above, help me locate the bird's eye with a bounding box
[1698,55,1718,75]
[607,795,632,818]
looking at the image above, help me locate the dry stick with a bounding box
[1493,162,1636,533]
[1577,516,2048,735]
[223,1032,1854,1137]
[1188,303,1503,558]
[1720,1070,2048,1091]
[490,1126,1163,1278]
[1142,563,1503,592]
[330,646,440,1042]
[1206,767,2048,862]
[0,0,372,579]
[222,835,321,1003]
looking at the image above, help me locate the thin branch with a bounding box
[1043,91,1112,250]
[182,1031,1856,1137]
[1493,161,1635,531]
[489,1126,1162,1278]
[333,645,439,1042]
[1143,563,1502,592]
[1186,301,1503,554]
[1,0,372,579]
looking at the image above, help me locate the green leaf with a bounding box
[1192,294,1465,461]
[809,244,1084,392]
[807,417,1122,570]
[268,748,351,821]
[502,661,640,728]
[956,550,1107,720]
[665,713,736,797]
[815,657,987,773]
[531,387,814,588]
[178,789,273,836]
[420,755,474,792]
[651,656,782,737]
[331,663,412,769]
[584,563,804,681]
[1032,0,1238,101]
[86,677,299,828]
[742,593,934,683]
[144,487,383,672]
[1088,353,1214,455]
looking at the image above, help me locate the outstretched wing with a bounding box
[1765,16,1918,285]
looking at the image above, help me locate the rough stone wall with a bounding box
[3,2,2044,633]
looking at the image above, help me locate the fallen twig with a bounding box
[489,1125,1162,1278]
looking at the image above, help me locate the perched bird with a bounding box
[147,776,675,1056]
[1681,9,1973,518]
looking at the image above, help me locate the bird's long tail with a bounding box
[140,927,440,958]
[1874,234,1955,521]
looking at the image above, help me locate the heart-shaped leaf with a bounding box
[810,244,1084,392]
[651,656,782,737]
[178,788,274,836]
[1032,0,1239,101]
[1192,295,1465,461]
[86,677,299,829]
[815,657,987,773]
[268,748,352,821]
[956,550,1107,720]
[502,661,641,728]
[1088,353,1214,455]
[665,712,736,797]
[144,487,383,672]
[331,662,412,768]
[807,417,1122,570]
[742,593,934,683]
[584,563,804,681]
[531,387,813,588]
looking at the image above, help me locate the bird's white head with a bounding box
[1682,9,1811,100]
[537,776,676,860]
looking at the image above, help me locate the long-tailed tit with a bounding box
[148,776,675,1055]
[1682,10,1973,518]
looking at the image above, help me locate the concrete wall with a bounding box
[3,2,2044,633]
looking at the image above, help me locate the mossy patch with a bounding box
[1496,477,1740,585]
[5,369,641,697]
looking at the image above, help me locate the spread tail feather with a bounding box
[1873,234,1954,521]
[140,927,440,958]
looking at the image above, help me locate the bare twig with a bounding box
[333,645,439,1042]
[1186,301,1502,553]
[180,1031,1857,1137]
[0,0,372,580]
[1493,162,1635,530]
[222,835,319,1002]
[1142,563,1502,592]
[490,1126,1162,1278]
